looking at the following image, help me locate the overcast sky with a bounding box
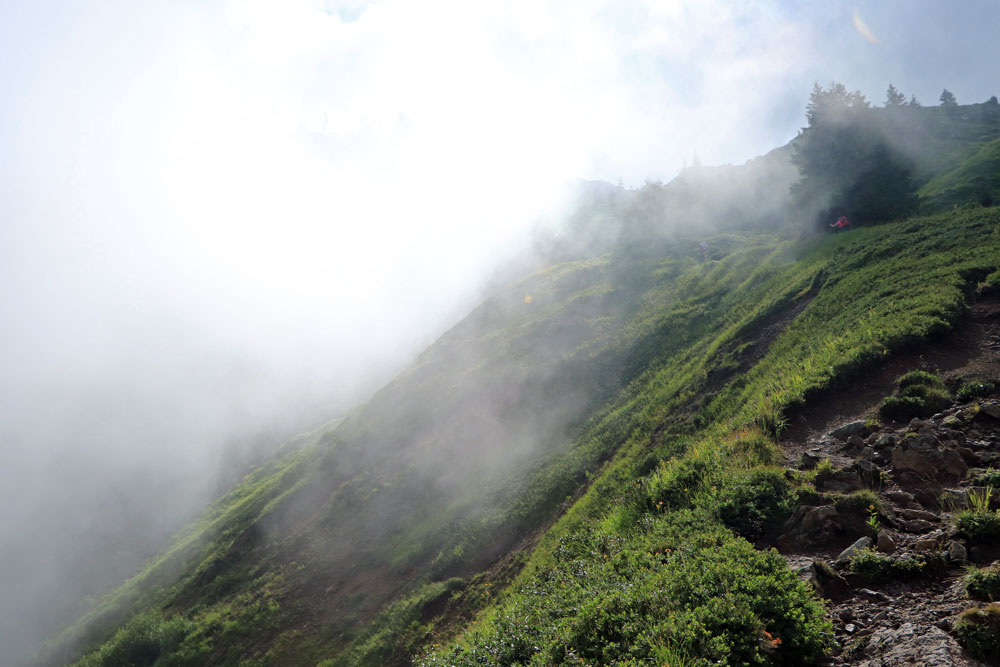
[1,1,999,660]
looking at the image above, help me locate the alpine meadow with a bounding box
[6,4,1000,667]
[34,86,1000,666]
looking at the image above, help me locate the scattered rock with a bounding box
[820,470,865,493]
[915,537,940,551]
[941,488,969,509]
[887,489,917,505]
[876,530,897,554]
[788,557,822,593]
[891,432,968,480]
[831,420,871,441]
[844,434,866,452]
[874,433,898,450]
[799,449,825,470]
[801,505,839,532]
[858,588,890,602]
[898,508,941,522]
[901,519,937,533]
[935,617,953,632]
[851,459,882,486]
[979,402,1000,419]
[947,541,967,563]
[836,536,872,565]
[858,623,986,667]
[958,445,982,466]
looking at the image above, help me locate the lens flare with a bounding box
[852,10,879,44]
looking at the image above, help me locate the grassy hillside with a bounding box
[50,102,1000,666]
[421,207,1000,665]
[920,136,1000,209]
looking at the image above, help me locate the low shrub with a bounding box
[75,612,193,667]
[964,564,1000,601]
[810,458,836,487]
[954,604,1000,664]
[900,384,951,414]
[958,381,995,402]
[716,468,797,540]
[898,370,947,392]
[957,510,1000,543]
[849,548,924,584]
[880,370,951,421]
[833,490,881,515]
[645,455,720,512]
[724,427,783,468]
[420,522,832,666]
[971,469,1000,488]
[880,396,930,422]
[795,486,825,506]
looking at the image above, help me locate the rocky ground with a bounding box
[776,296,1000,666]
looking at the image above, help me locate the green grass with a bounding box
[920,137,1000,209]
[421,207,1000,666]
[56,200,1000,665]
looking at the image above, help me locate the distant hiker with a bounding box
[830,216,851,232]
[699,241,709,261]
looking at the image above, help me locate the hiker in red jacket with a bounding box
[830,216,851,232]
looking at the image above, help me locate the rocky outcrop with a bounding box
[891,431,968,480]
[831,421,873,441]
[785,390,1000,665]
[857,623,987,667]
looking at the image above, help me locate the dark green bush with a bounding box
[833,490,881,515]
[849,548,924,584]
[420,522,832,666]
[954,604,1000,663]
[795,486,825,506]
[76,612,192,667]
[645,455,720,512]
[971,469,1000,488]
[958,381,996,402]
[880,370,952,421]
[901,384,952,414]
[880,395,930,421]
[716,468,796,540]
[898,370,945,392]
[957,511,1000,543]
[965,565,1000,601]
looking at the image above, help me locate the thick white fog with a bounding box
[2,0,1000,663]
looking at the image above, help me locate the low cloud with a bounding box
[2,0,1000,662]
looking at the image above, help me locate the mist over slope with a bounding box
[8,2,1000,663]
[42,95,1000,667]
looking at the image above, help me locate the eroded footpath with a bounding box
[777,297,1000,666]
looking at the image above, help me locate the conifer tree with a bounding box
[885,83,905,107]
[793,83,917,228]
[939,89,958,106]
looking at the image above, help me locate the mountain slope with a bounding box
[51,101,1000,667]
[422,207,1000,665]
